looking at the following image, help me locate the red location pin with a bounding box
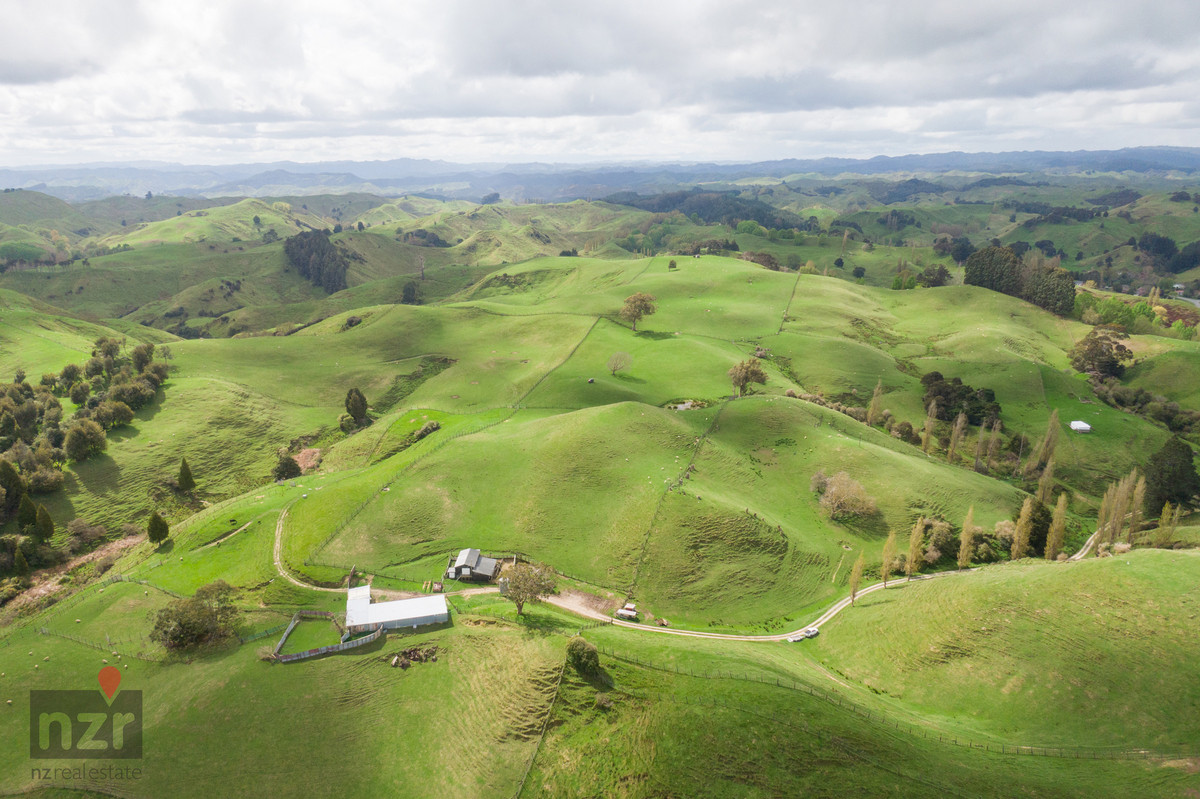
[98,666,122,701]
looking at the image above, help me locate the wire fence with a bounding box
[592,645,1196,761]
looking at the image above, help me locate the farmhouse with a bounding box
[445,548,500,582]
[345,586,449,634]
[1069,420,1092,433]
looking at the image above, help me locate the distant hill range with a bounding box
[3,146,1199,203]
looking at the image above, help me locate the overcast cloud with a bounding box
[0,0,1196,165]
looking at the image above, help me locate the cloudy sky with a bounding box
[1,0,1197,166]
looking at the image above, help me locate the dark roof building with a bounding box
[446,548,500,582]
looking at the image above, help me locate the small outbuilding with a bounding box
[615,603,638,620]
[445,548,500,582]
[345,586,449,635]
[1069,420,1092,433]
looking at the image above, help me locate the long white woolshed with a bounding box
[345,586,449,634]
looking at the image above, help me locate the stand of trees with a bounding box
[283,230,349,293]
[964,246,1076,315]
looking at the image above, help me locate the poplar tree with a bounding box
[849,552,865,605]
[1128,476,1146,544]
[922,401,938,454]
[958,506,976,570]
[1036,459,1056,504]
[947,412,967,464]
[1046,493,1068,560]
[1012,497,1034,560]
[881,528,897,587]
[867,380,884,427]
[985,420,1003,472]
[906,517,925,579]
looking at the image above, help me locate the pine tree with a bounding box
[34,504,54,543]
[958,506,976,570]
[17,493,37,532]
[849,552,865,605]
[867,380,884,427]
[147,511,169,545]
[1036,459,1056,504]
[0,460,22,517]
[14,547,29,576]
[345,388,368,426]
[177,457,196,492]
[881,528,897,587]
[906,517,925,579]
[1012,497,1034,560]
[1046,493,1068,560]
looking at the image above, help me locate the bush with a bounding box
[148,580,237,650]
[567,636,600,675]
[817,471,876,520]
[273,455,302,481]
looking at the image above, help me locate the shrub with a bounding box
[567,635,600,675]
[817,471,876,520]
[148,580,238,650]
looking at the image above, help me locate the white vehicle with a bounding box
[803,627,820,638]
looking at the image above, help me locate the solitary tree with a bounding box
[177,457,196,492]
[17,493,37,532]
[881,528,897,587]
[345,387,369,426]
[505,562,556,615]
[149,580,237,650]
[818,471,876,520]
[906,517,925,579]
[619,292,657,332]
[922,400,938,454]
[728,358,768,397]
[273,455,302,481]
[566,635,600,674]
[1045,493,1068,560]
[147,511,169,545]
[849,552,865,605]
[607,352,632,376]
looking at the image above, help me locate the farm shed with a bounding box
[345,587,449,634]
[1069,420,1092,433]
[445,548,500,582]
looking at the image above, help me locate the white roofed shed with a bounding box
[1069,420,1092,433]
[346,587,449,634]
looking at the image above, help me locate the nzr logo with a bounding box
[29,666,142,759]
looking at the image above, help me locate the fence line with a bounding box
[592,645,1195,761]
[275,622,385,663]
[37,627,163,662]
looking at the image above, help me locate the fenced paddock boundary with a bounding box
[274,611,379,663]
[592,645,1195,761]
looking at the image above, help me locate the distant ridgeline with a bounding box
[604,189,807,230]
[282,229,350,293]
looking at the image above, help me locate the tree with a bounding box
[480,192,500,205]
[14,547,28,576]
[946,412,967,464]
[852,266,866,279]
[1128,476,1146,544]
[566,635,600,674]
[958,506,976,569]
[849,552,865,605]
[130,343,155,373]
[273,455,302,481]
[964,246,1022,296]
[866,380,884,427]
[64,420,107,462]
[401,280,421,305]
[1144,436,1200,514]
[1069,328,1132,378]
[34,504,54,543]
[728,358,767,397]
[1046,493,1068,560]
[1012,497,1034,560]
[881,528,897,587]
[147,511,169,545]
[607,352,632,376]
[1155,501,1181,548]
[619,293,657,332]
[906,518,925,579]
[505,561,556,615]
[1035,459,1056,504]
[345,387,369,426]
[17,493,37,532]
[0,460,22,517]
[149,580,237,650]
[178,458,195,492]
[668,259,677,270]
[922,400,938,454]
[253,215,262,227]
[818,471,877,520]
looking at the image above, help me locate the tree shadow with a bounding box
[634,330,675,340]
[843,509,890,539]
[69,453,122,496]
